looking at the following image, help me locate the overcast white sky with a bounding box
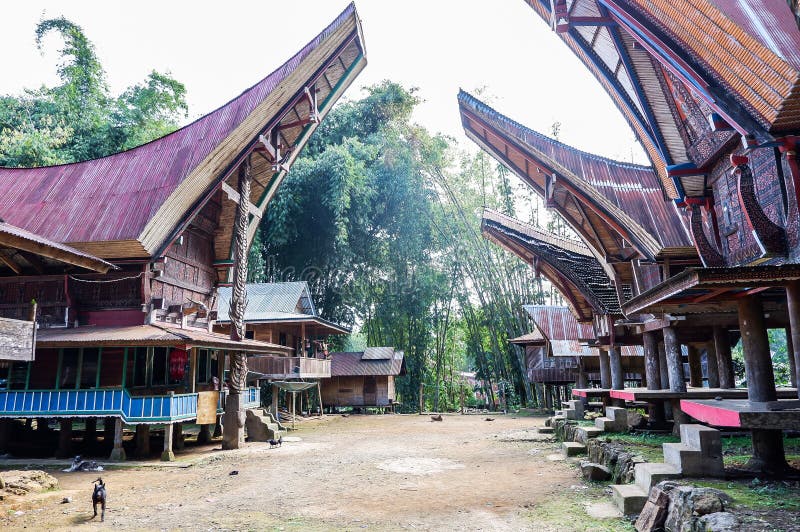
[0,0,646,164]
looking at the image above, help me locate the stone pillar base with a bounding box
[222,393,245,450]
[109,418,126,461]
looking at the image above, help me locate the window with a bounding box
[245,330,254,340]
[8,362,28,390]
[197,349,208,383]
[132,347,148,387]
[152,347,168,386]
[279,333,287,346]
[197,349,219,384]
[80,348,99,389]
[60,349,80,389]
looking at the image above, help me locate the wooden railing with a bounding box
[250,356,331,378]
[0,386,260,422]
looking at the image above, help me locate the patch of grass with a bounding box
[598,433,679,462]
[692,479,800,512]
[523,483,634,531]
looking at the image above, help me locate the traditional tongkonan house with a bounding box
[518,0,800,477]
[0,4,366,461]
[320,348,405,412]
[510,304,644,409]
[463,92,708,424]
[481,208,646,392]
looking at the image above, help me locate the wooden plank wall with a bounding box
[321,375,392,406]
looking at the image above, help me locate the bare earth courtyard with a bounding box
[0,414,626,531]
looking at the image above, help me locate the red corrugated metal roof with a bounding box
[460,92,691,251]
[0,4,361,255]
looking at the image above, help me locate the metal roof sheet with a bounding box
[36,324,292,352]
[460,91,692,252]
[523,305,596,342]
[0,221,115,273]
[329,349,404,376]
[362,347,395,360]
[217,282,314,322]
[0,4,364,256]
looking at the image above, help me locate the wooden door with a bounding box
[363,376,377,406]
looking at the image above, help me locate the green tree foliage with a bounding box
[0,17,187,167]
[251,82,555,410]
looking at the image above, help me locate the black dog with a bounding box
[92,478,106,522]
[269,435,282,448]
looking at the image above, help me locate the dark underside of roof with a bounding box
[483,218,621,314]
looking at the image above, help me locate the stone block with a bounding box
[580,461,611,481]
[561,441,586,457]
[574,426,604,444]
[634,484,670,532]
[611,483,648,515]
[537,426,554,434]
[634,462,680,490]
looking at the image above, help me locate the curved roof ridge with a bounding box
[0,4,356,171]
[461,91,692,253]
[0,4,364,252]
[458,90,652,171]
[482,208,592,257]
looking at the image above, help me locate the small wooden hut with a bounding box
[321,348,405,409]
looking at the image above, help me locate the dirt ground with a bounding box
[0,414,624,531]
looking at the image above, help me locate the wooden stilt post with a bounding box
[576,358,587,389]
[786,327,797,389]
[713,326,735,389]
[84,417,98,448]
[663,327,686,393]
[705,339,721,388]
[272,384,280,420]
[291,392,296,429]
[643,332,665,423]
[609,347,624,390]
[687,344,703,387]
[598,348,612,389]
[786,281,800,397]
[738,294,788,474]
[317,381,323,416]
[173,423,184,451]
[643,332,660,389]
[657,341,673,419]
[55,419,73,458]
[161,423,175,461]
[663,327,688,432]
[109,418,126,461]
[135,424,150,458]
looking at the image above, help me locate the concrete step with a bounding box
[680,424,722,452]
[561,441,586,457]
[605,406,628,426]
[634,462,681,490]
[537,426,554,434]
[595,416,614,431]
[575,426,604,443]
[610,483,648,515]
[662,442,700,474]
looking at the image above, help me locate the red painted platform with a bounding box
[609,387,798,401]
[680,399,800,430]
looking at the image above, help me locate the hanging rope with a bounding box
[68,272,143,283]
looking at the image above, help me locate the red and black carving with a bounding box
[733,155,786,257]
[689,203,725,267]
